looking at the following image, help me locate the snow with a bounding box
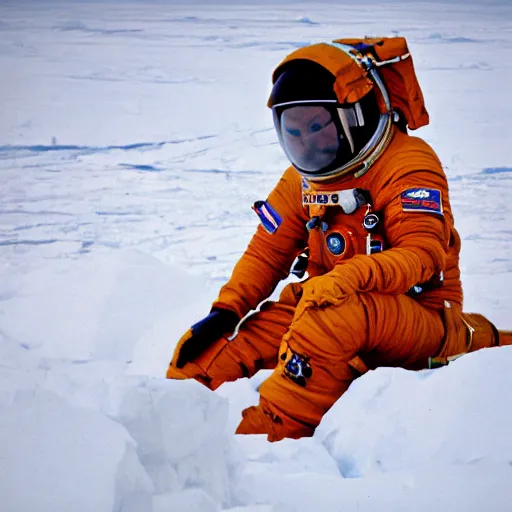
[1,0,512,510]
[317,348,512,478]
[0,388,154,512]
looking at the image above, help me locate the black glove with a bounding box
[175,308,240,368]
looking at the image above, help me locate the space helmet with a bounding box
[268,42,396,182]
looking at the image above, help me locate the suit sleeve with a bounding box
[331,170,452,295]
[212,168,309,318]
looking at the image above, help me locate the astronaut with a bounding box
[167,37,511,441]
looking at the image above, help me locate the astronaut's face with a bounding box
[278,105,339,172]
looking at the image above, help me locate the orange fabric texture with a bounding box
[166,41,503,441]
[334,37,430,129]
[171,288,299,391]
[166,327,231,388]
[170,283,444,441]
[269,37,429,130]
[244,291,445,440]
[499,331,512,346]
[268,43,374,106]
[168,286,501,441]
[202,126,465,440]
[212,128,462,318]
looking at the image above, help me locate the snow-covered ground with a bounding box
[1,1,511,510]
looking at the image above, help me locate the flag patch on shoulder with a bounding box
[252,200,282,234]
[401,188,443,215]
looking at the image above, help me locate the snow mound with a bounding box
[2,338,512,512]
[0,388,153,512]
[0,249,214,372]
[219,348,512,511]
[1,250,512,511]
[0,372,238,512]
[315,346,512,478]
[109,377,233,503]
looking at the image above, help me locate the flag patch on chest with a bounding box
[252,200,282,234]
[401,188,443,215]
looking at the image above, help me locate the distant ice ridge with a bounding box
[1,249,511,511]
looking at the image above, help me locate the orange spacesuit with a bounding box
[167,37,512,441]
